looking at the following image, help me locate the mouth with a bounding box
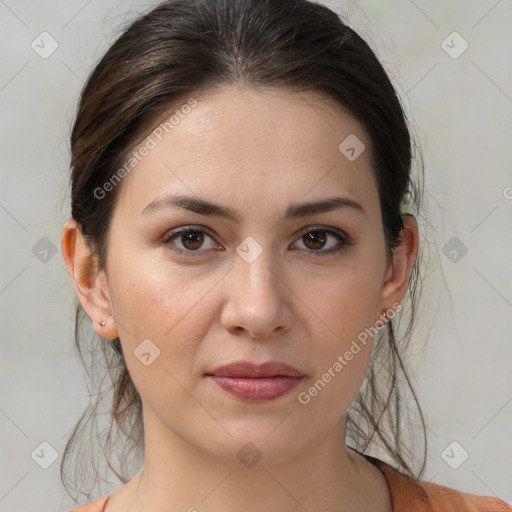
[205,360,305,402]
[206,375,304,402]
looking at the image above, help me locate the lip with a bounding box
[205,360,305,402]
[207,360,304,378]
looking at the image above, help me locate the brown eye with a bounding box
[292,228,352,256]
[303,231,328,250]
[163,225,352,259]
[163,227,219,256]
[180,230,205,250]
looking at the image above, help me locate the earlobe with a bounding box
[377,215,419,315]
[60,218,119,339]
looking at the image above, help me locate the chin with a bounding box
[206,423,310,469]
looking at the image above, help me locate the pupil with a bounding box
[306,231,326,249]
[183,231,203,249]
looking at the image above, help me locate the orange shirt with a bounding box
[366,454,511,512]
[67,455,511,512]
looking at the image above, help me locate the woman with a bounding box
[60,0,511,511]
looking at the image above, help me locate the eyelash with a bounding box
[162,225,353,258]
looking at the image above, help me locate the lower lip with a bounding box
[207,375,303,401]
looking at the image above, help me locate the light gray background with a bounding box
[0,1,511,511]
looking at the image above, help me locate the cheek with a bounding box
[294,263,381,409]
[109,261,218,423]
[295,320,375,443]
[110,253,213,340]
[298,290,377,423]
[107,255,222,396]
[299,261,382,344]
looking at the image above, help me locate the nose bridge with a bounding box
[234,235,280,300]
[221,234,291,338]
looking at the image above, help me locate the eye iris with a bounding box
[304,231,327,250]
[182,231,204,250]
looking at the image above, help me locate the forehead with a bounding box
[112,84,379,224]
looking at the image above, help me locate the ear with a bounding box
[61,217,119,340]
[377,215,419,316]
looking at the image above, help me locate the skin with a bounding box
[61,84,418,512]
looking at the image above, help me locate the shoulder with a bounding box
[66,495,109,512]
[364,454,511,512]
[416,479,512,512]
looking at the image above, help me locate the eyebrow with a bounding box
[140,194,366,221]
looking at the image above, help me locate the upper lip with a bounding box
[206,360,304,378]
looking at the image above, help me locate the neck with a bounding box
[114,403,391,512]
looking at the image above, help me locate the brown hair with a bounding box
[61,0,428,500]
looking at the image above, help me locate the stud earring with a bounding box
[375,311,388,330]
[100,320,106,327]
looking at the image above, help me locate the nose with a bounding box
[220,246,293,340]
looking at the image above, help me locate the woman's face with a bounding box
[81,85,413,464]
